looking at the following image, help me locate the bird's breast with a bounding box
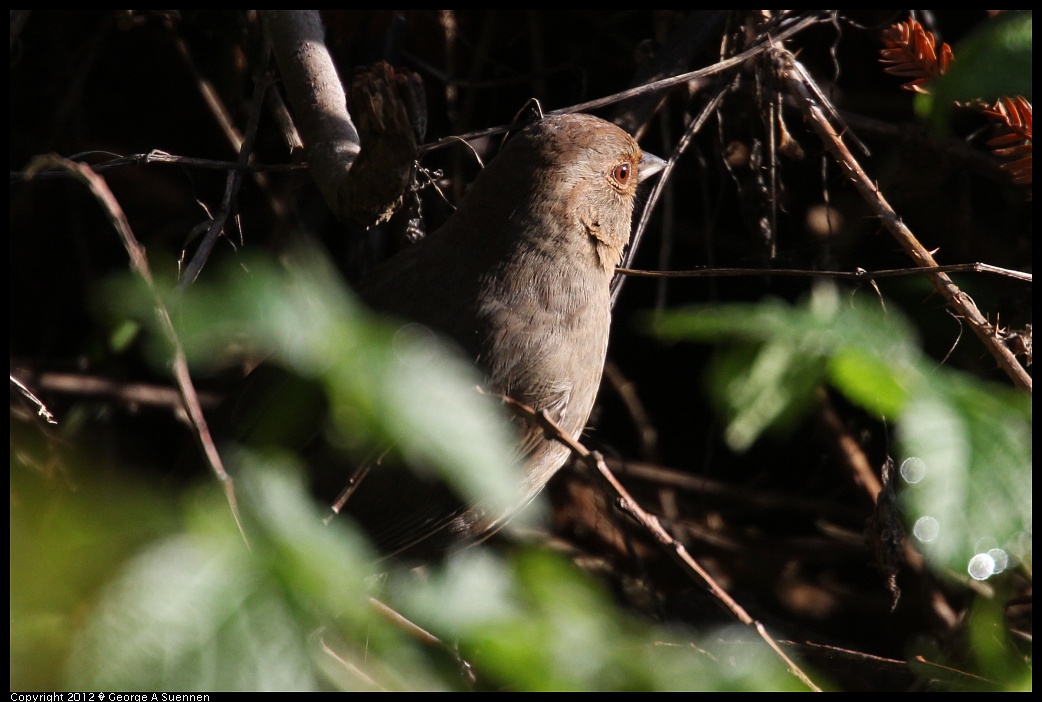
[474,263,611,433]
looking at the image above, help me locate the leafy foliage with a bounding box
[648,284,1031,580]
[10,10,1032,692]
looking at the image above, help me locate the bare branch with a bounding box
[262,10,361,222]
[778,50,1032,391]
[24,155,248,544]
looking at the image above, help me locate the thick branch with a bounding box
[262,10,361,222]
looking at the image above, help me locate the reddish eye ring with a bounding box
[612,162,631,185]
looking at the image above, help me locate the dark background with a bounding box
[10,11,1031,690]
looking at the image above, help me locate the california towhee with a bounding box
[231,113,664,559]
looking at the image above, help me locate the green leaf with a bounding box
[646,283,1031,580]
[104,245,523,517]
[392,549,805,691]
[648,284,920,449]
[59,457,449,691]
[922,11,1033,129]
[897,374,1032,577]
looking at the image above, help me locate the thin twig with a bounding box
[612,78,733,308]
[180,40,273,287]
[607,457,856,522]
[418,13,825,156]
[167,15,295,225]
[368,597,478,687]
[494,393,823,692]
[601,361,658,461]
[616,262,1032,283]
[12,369,221,416]
[9,150,306,181]
[912,655,993,684]
[170,20,245,153]
[25,155,247,544]
[10,374,58,425]
[814,391,959,628]
[784,49,1032,390]
[611,10,728,137]
[317,635,386,691]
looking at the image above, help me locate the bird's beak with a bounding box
[638,151,667,182]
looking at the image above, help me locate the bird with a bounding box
[229,113,665,560]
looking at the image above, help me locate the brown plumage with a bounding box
[231,113,663,559]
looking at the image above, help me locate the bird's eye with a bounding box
[612,162,631,186]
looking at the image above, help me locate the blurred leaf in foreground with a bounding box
[393,547,805,691]
[13,450,810,690]
[33,245,820,690]
[61,456,448,690]
[646,284,1031,580]
[105,244,524,522]
[922,10,1033,130]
